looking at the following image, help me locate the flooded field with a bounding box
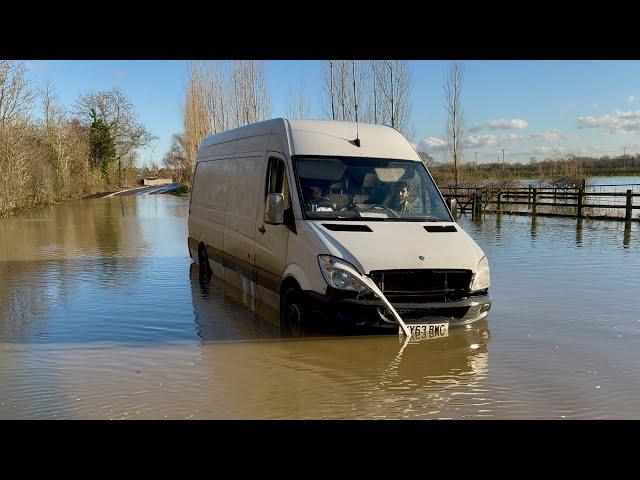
[1,194,639,419]
[511,176,640,218]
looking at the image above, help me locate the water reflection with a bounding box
[576,218,583,246]
[530,214,538,239]
[189,263,492,418]
[0,196,183,344]
[623,222,632,248]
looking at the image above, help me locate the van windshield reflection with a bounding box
[294,156,452,221]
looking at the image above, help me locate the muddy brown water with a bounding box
[0,195,639,419]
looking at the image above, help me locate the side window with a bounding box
[265,157,291,210]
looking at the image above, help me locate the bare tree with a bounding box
[40,78,70,185]
[321,60,349,120]
[374,60,412,136]
[182,62,212,178]
[0,61,35,215]
[321,60,337,120]
[74,87,154,185]
[444,61,465,193]
[362,60,383,124]
[288,76,309,119]
[203,61,230,133]
[230,60,270,128]
[0,61,35,127]
[320,60,367,122]
[162,133,189,183]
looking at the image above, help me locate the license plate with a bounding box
[399,322,449,339]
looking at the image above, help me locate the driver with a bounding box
[308,184,328,202]
[390,181,417,213]
[305,181,334,211]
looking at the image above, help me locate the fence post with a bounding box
[528,186,532,205]
[497,191,502,213]
[532,187,537,215]
[626,189,633,222]
[577,185,584,218]
[475,188,483,216]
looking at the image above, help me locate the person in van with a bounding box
[389,181,418,213]
[304,181,334,211]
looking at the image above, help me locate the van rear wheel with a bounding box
[281,287,305,337]
[198,244,211,280]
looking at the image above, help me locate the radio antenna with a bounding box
[352,60,360,147]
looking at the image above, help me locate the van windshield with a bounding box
[293,156,452,221]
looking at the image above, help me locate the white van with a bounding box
[188,118,491,337]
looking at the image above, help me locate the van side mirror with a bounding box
[264,193,284,224]
[445,197,457,220]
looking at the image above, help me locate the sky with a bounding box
[23,60,640,166]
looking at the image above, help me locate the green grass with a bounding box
[169,184,190,197]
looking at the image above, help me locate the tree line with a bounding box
[429,152,640,189]
[0,60,152,217]
[162,61,271,183]
[164,60,415,184]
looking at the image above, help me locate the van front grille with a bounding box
[379,306,471,322]
[368,269,472,303]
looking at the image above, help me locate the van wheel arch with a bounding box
[279,277,305,337]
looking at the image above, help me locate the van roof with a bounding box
[198,118,421,161]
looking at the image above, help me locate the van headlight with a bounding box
[318,255,369,293]
[471,255,490,292]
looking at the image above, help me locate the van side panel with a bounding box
[223,154,263,288]
[189,159,231,276]
[199,139,237,160]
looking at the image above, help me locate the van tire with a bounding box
[281,286,305,337]
[198,244,211,280]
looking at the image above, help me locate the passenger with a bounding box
[390,182,420,213]
[390,181,417,213]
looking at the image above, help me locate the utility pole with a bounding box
[502,148,505,176]
[623,146,627,172]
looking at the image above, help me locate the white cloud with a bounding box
[529,129,563,142]
[464,133,522,148]
[533,146,565,154]
[627,96,635,104]
[465,134,497,148]
[421,129,565,153]
[501,133,526,143]
[469,118,528,133]
[420,137,447,151]
[577,109,640,134]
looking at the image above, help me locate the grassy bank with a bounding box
[168,184,190,197]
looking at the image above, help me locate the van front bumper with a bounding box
[303,290,492,331]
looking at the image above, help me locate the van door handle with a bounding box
[258,225,266,234]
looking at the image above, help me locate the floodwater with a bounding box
[1,194,639,419]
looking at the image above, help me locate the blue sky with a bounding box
[24,60,640,165]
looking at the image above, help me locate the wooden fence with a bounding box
[440,182,640,222]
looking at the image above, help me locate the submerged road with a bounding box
[111,182,183,196]
[1,194,639,419]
